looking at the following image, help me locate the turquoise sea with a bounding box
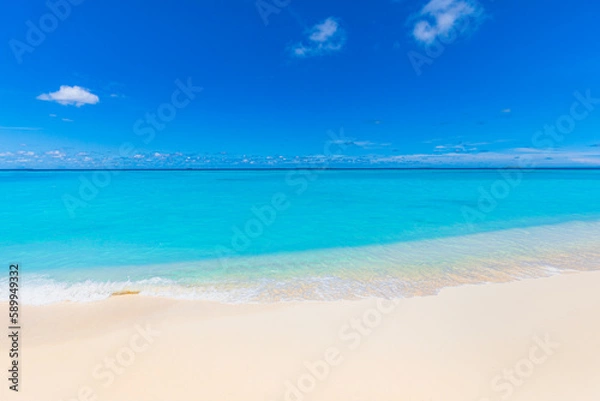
[1,169,599,304]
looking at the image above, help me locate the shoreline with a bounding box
[7,217,600,305]
[2,270,600,400]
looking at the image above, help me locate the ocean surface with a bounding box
[1,169,599,304]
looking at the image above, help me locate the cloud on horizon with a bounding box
[1,147,599,169]
[37,85,100,107]
[290,17,347,58]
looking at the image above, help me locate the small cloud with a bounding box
[328,138,390,149]
[62,118,74,122]
[353,141,377,148]
[512,147,547,153]
[45,150,66,158]
[501,108,511,113]
[0,126,40,131]
[37,85,100,107]
[433,142,481,154]
[411,0,483,45]
[290,17,346,58]
[49,114,57,118]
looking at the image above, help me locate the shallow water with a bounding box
[1,169,599,304]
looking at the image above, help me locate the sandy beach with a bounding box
[3,0,599,398]
[2,270,599,401]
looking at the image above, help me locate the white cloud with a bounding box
[291,17,346,58]
[502,108,511,113]
[45,150,66,158]
[62,118,74,122]
[411,0,482,45]
[309,18,340,42]
[328,138,391,149]
[1,146,598,169]
[37,85,100,107]
[0,126,40,131]
[371,147,600,167]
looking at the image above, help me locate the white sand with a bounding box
[2,270,600,401]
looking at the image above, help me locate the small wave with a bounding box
[2,220,599,305]
[0,275,175,305]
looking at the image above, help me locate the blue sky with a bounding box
[1,0,599,168]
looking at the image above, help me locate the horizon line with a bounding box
[2,167,600,172]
